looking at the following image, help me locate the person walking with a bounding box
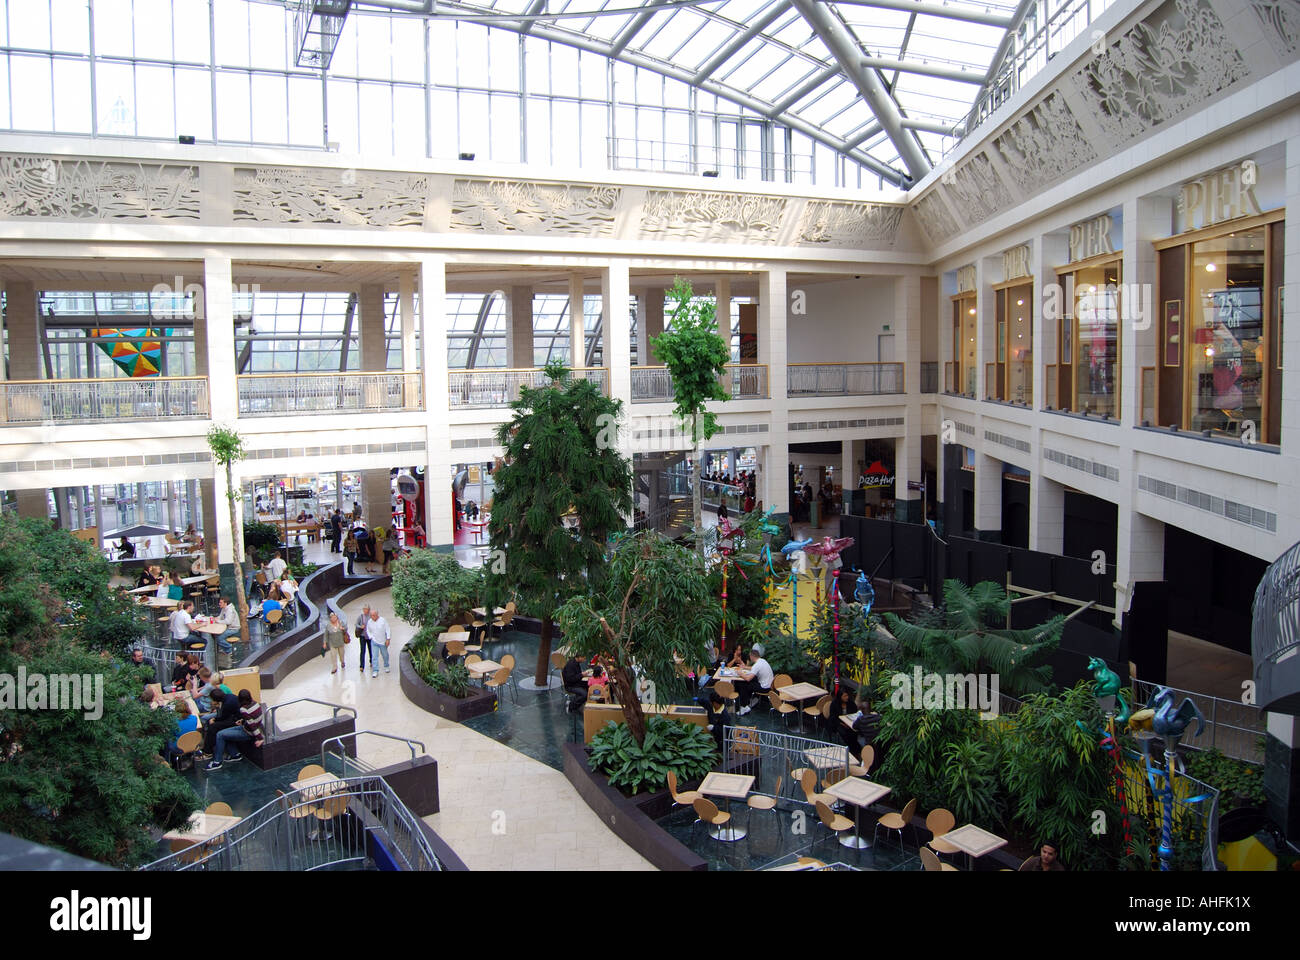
[329,510,343,553]
[355,604,372,675]
[367,608,392,676]
[381,530,400,574]
[342,530,358,577]
[323,611,348,674]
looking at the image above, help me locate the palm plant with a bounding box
[882,579,1063,697]
[206,424,250,644]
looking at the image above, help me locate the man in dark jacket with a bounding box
[562,656,588,712]
[200,688,242,757]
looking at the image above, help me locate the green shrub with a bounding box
[1181,747,1266,810]
[428,661,473,699]
[589,716,718,795]
[764,634,821,684]
[242,521,282,563]
[391,549,481,629]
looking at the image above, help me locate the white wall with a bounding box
[788,278,895,364]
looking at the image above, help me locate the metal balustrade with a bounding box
[447,367,608,409]
[787,362,904,397]
[0,377,209,424]
[631,364,768,403]
[236,372,423,417]
[1131,680,1265,764]
[141,775,443,872]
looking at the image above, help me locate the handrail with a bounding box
[265,697,358,739]
[0,375,209,384]
[321,730,426,769]
[236,370,421,379]
[447,366,608,375]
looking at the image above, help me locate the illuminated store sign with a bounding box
[1178,161,1262,232]
[1068,214,1116,262]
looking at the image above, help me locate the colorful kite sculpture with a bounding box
[803,536,855,694]
[91,327,166,376]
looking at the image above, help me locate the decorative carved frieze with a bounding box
[946,151,1013,227]
[0,154,199,220]
[1252,0,1300,57]
[993,93,1097,195]
[911,190,961,245]
[794,200,903,247]
[232,167,428,227]
[449,179,620,235]
[1069,0,1248,144]
[638,190,786,243]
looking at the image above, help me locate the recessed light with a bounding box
[1206,263,1216,272]
[1016,299,1023,306]
[968,307,976,315]
[1205,346,1215,357]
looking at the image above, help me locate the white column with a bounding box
[200,477,219,570]
[1029,471,1065,553]
[761,269,788,518]
[975,257,997,400]
[603,261,632,408]
[212,467,240,566]
[974,452,1002,536]
[1123,196,1166,426]
[420,257,455,548]
[895,273,923,519]
[716,277,732,358]
[506,285,534,369]
[399,270,418,369]
[5,281,40,380]
[202,257,238,424]
[359,284,387,371]
[569,273,586,368]
[1115,511,1164,623]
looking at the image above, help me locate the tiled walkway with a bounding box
[259,582,653,872]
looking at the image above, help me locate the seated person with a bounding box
[1020,842,1065,871]
[199,687,241,758]
[117,536,136,559]
[130,647,156,686]
[733,643,774,716]
[184,652,203,689]
[164,699,200,766]
[705,689,728,754]
[278,574,298,603]
[296,511,309,523]
[183,523,197,539]
[155,572,174,599]
[828,686,860,749]
[168,651,189,692]
[850,698,881,757]
[205,689,264,770]
[256,595,283,620]
[135,565,160,589]
[195,669,233,717]
[140,685,157,707]
[587,664,609,700]
[561,656,588,711]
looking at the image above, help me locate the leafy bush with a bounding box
[588,716,718,795]
[1182,747,1266,810]
[391,549,481,629]
[428,661,473,699]
[763,634,821,684]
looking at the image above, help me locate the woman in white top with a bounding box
[279,575,299,602]
[155,572,173,599]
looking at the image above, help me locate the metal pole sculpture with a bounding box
[1126,686,1206,870]
[803,536,854,695]
[1076,657,1133,857]
[781,537,812,637]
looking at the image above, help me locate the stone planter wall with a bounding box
[399,649,500,723]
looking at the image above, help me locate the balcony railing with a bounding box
[236,372,423,417]
[787,362,903,397]
[0,376,209,424]
[447,367,607,409]
[630,364,769,403]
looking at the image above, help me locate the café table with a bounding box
[127,584,160,595]
[467,520,489,545]
[467,658,503,683]
[697,771,755,841]
[941,823,1009,870]
[824,777,891,849]
[291,772,344,801]
[471,606,507,618]
[779,681,828,732]
[181,573,214,586]
[802,744,849,772]
[191,620,229,636]
[164,812,241,847]
[145,597,180,608]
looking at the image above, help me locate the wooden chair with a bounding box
[691,796,732,843]
[491,606,516,637]
[805,694,830,735]
[276,788,318,829]
[204,801,234,817]
[297,764,326,782]
[921,847,959,871]
[485,666,516,705]
[714,679,740,715]
[848,745,875,778]
[312,793,350,840]
[772,673,793,690]
[550,651,566,681]
[925,807,962,858]
[874,797,917,853]
[264,608,284,634]
[666,771,700,823]
[445,639,467,659]
[446,624,467,633]
[814,800,854,853]
[173,730,203,771]
[766,689,798,728]
[799,768,834,809]
[747,775,782,838]
[822,766,848,790]
[587,685,607,703]
[1018,856,1037,871]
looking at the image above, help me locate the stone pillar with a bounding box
[1123,195,1166,427]
[506,285,534,369]
[359,284,387,372]
[974,452,1002,538]
[1029,471,1065,554]
[203,257,241,568]
[1115,510,1164,623]
[399,271,418,369]
[362,469,391,531]
[642,287,664,365]
[421,257,455,549]
[6,281,40,380]
[760,270,788,520]
[894,436,922,522]
[895,273,922,521]
[716,277,732,358]
[569,274,586,368]
[603,262,633,511]
[200,477,219,570]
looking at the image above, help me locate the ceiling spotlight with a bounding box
[1016,299,1023,306]
[968,307,976,315]
[1205,262,1216,272]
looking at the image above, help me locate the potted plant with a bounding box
[399,628,499,722]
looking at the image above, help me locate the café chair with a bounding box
[313,793,349,841]
[276,789,319,834]
[747,776,782,838]
[205,801,233,817]
[814,800,854,853]
[667,771,701,824]
[691,797,733,844]
[486,666,516,705]
[172,730,203,772]
[714,680,740,716]
[1018,856,1036,871]
[925,808,962,859]
[874,797,918,854]
[805,694,830,734]
[491,603,516,638]
[297,764,326,782]
[921,847,959,872]
[767,689,798,729]
[772,674,793,690]
[446,639,467,660]
[848,745,875,778]
[799,768,835,809]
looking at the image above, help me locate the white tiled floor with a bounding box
[259,579,654,872]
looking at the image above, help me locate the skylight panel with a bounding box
[720,40,791,91]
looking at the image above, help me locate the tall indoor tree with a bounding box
[651,277,731,554]
[206,424,250,645]
[486,361,633,686]
[556,531,721,745]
